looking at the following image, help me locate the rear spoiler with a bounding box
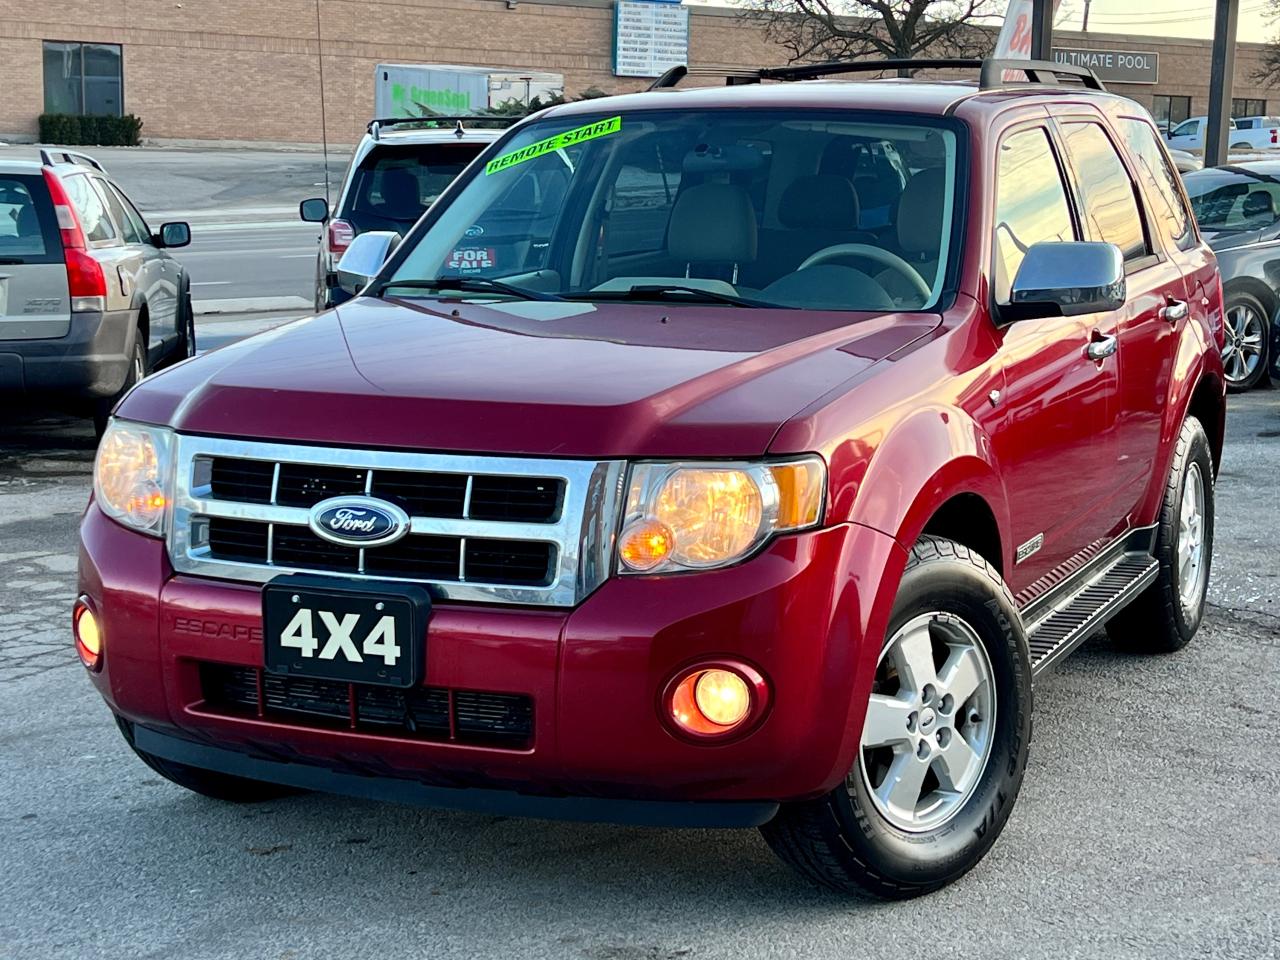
[367,115,524,140]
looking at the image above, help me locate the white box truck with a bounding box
[374,64,565,117]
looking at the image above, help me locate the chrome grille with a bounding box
[169,435,626,607]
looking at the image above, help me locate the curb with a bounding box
[195,296,313,316]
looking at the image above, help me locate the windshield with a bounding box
[1185,168,1280,234]
[385,109,960,312]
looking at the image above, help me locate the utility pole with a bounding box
[1205,0,1239,169]
[1031,0,1054,61]
[1082,0,1091,32]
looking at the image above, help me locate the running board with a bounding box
[1022,529,1159,676]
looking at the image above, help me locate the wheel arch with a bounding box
[1222,274,1278,320]
[834,406,1011,575]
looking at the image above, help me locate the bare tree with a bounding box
[1255,9,1280,88]
[741,0,999,69]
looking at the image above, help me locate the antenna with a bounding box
[315,0,332,208]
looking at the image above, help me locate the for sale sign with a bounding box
[447,247,497,271]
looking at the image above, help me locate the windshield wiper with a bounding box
[377,275,563,301]
[564,284,775,308]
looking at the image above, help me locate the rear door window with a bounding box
[62,173,116,243]
[94,177,146,244]
[992,127,1077,305]
[1060,122,1151,266]
[342,143,483,232]
[0,176,60,263]
[1118,118,1196,251]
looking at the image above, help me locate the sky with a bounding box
[1052,1,1271,40]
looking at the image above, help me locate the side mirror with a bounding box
[156,221,191,249]
[1002,241,1125,323]
[299,197,329,222]
[336,231,401,296]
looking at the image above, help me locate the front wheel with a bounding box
[761,536,1033,899]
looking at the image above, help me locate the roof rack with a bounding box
[648,57,1105,92]
[38,148,105,172]
[367,115,522,140]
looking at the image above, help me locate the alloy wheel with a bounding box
[1222,303,1266,386]
[857,612,997,833]
[1177,461,1207,613]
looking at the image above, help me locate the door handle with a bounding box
[1160,299,1188,323]
[1087,333,1118,361]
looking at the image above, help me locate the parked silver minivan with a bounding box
[0,150,193,430]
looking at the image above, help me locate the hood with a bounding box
[120,296,939,458]
[1202,227,1270,251]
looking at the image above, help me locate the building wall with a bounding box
[0,0,1275,144]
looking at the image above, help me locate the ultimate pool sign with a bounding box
[1052,47,1159,84]
[614,0,689,78]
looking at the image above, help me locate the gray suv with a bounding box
[0,150,193,429]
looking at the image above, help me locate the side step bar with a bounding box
[1022,530,1159,676]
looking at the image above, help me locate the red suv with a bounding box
[78,59,1226,898]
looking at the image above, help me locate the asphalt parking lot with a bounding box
[1,377,1278,958]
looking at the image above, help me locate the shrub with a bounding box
[37,114,143,147]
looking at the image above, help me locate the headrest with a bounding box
[378,167,420,210]
[778,175,860,230]
[1243,190,1275,219]
[896,168,947,255]
[667,183,758,264]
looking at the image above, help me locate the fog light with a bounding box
[73,598,102,671]
[666,662,768,739]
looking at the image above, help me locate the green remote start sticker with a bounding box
[485,116,622,175]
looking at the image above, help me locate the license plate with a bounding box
[262,575,430,688]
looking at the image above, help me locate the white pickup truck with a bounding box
[1166,115,1280,152]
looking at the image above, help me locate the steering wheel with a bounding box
[797,244,932,301]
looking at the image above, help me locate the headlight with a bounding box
[94,420,175,537]
[617,457,825,574]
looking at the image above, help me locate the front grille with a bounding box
[204,518,554,586]
[199,663,534,748]
[172,437,625,607]
[207,456,563,522]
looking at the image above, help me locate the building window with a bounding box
[1150,95,1191,133]
[1231,98,1267,119]
[42,41,123,116]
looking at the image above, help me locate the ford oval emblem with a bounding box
[308,496,409,548]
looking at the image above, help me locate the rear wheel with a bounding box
[1222,292,1270,391]
[761,536,1033,899]
[1108,416,1214,653]
[115,716,297,803]
[93,327,147,436]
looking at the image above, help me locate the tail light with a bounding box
[1271,128,1277,145]
[327,218,356,256]
[42,167,107,312]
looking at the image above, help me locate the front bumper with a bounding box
[79,503,906,824]
[0,309,136,398]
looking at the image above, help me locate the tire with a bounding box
[1108,416,1214,653]
[93,327,147,436]
[115,715,297,803]
[171,284,196,364]
[761,536,1033,899]
[1222,292,1270,392]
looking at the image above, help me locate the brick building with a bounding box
[1,0,1276,145]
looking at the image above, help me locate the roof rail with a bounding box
[647,57,1105,92]
[37,148,105,172]
[367,115,523,140]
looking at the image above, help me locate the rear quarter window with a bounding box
[1118,117,1196,251]
[62,173,116,243]
[0,175,61,264]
